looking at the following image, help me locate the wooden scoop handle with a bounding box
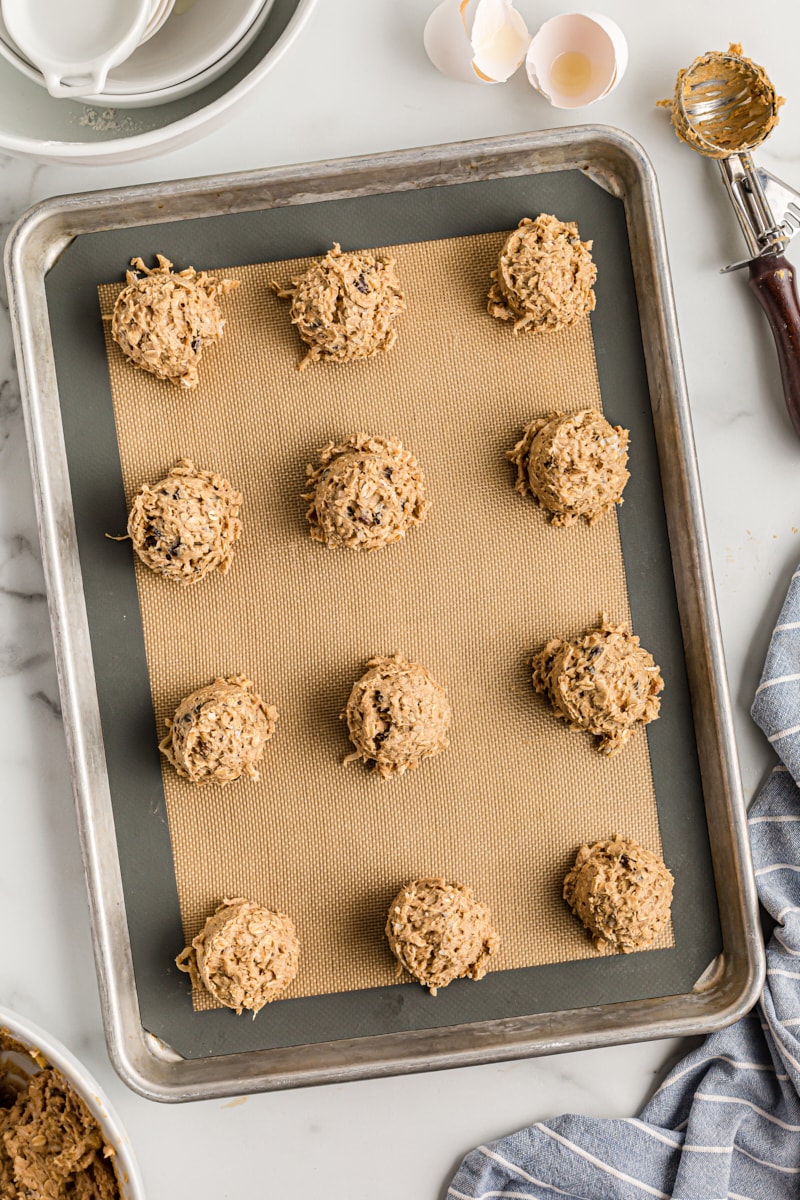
[748,253,800,437]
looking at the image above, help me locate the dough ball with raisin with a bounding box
[532,618,663,755]
[160,675,277,785]
[304,434,428,551]
[506,409,629,527]
[127,458,242,584]
[111,254,238,387]
[488,214,596,334]
[271,243,404,369]
[343,653,450,779]
[564,835,674,955]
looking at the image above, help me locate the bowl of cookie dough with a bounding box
[0,0,315,165]
[0,1005,144,1200]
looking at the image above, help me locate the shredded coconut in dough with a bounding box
[160,675,278,785]
[532,617,663,755]
[507,409,630,526]
[176,898,300,1014]
[0,1031,120,1200]
[563,835,674,954]
[304,433,429,551]
[488,214,596,334]
[270,242,405,369]
[385,878,500,995]
[343,653,451,779]
[127,458,242,584]
[110,253,238,388]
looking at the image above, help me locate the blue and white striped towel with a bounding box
[448,565,800,1200]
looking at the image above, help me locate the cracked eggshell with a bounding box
[424,0,530,86]
[526,12,628,109]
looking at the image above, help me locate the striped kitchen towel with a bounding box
[448,565,800,1200]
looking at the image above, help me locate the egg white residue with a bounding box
[525,12,628,109]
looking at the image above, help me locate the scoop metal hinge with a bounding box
[719,153,800,272]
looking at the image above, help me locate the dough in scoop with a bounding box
[110,254,238,388]
[343,653,451,779]
[507,409,630,527]
[385,878,500,995]
[270,242,405,369]
[662,43,781,159]
[488,214,596,334]
[304,433,429,551]
[532,617,663,755]
[176,897,299,1014]
[563,835,674,955]
[160,675,278,785]
[127,458,242,584]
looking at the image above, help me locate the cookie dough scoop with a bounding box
[304,433,429,551]
[110,254,238,388]
[507,409,629,526]
[532,617,663,754]
[126,458,242,584]
[270,242,405,369]
[563,835,674,954]
[665,45,800,439]
[160,675,278,785]
[386,878,500,995]
[343,653,451,779]
[176,897,300,1013]
[488,213,596,333]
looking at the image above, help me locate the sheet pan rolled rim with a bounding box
[119,969,761,1104]
[4,126,766,1102]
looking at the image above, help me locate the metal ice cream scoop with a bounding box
[672,47,800,436]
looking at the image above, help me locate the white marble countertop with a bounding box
[1,1,797,1196]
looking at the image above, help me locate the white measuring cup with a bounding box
[1,0,152,97]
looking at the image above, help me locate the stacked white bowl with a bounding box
[0,0,276,108]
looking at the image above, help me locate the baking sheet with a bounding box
[45,170,720,1060]
[98,230,669,1009]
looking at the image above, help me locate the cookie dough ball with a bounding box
[507,409,629,527]
[176,897,299,1013]
[160,675,278,785]
[487,214,596,334]
[304,433,429,551]
[385,878,500,995]
[270,242,405,369]
[343,653,451,779]
[532,618,663,755]
[127,458,242,584]
[563,835,674,955]
[111,254,238,388]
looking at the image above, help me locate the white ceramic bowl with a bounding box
[86,0,277,108]
[0,1005,144,1200]
[140,0,176,45]
[0,0,272,101]
[0,0,316,163]
[104,0,269,93]
[0,0,278,109]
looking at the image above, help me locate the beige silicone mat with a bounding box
[98,231,672,1010]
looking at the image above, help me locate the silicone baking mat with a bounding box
[45,170,720,1059]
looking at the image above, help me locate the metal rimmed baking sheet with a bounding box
[5,128,765,1101]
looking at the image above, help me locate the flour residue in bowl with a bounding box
[77,106,145,134]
